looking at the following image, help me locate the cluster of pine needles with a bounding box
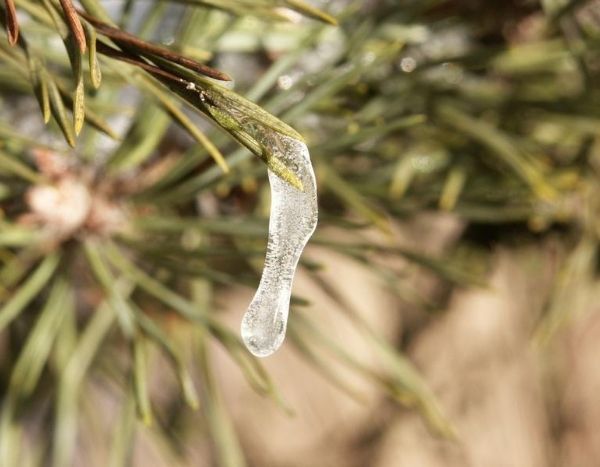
[1,0,600,465]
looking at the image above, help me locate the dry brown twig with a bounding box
[59,0,86,52]
[3,0,19,45]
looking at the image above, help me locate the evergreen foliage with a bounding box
[1,0,600,465]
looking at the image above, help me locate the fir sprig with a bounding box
[2,0,600,465]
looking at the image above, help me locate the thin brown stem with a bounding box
[95,40,187,85]
[3,0,19,46]
[79,10,230,81]
[59,0,86,52]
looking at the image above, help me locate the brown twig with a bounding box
[78,10,230,81]
[95,40,187,85]
[59,0,86,52]
[3,0,19,46]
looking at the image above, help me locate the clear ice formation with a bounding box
[241,135,318,358]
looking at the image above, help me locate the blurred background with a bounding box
[2,0,600,466]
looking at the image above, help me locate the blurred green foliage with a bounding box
[1,0,600,465]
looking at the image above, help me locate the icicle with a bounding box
[241,135,318,357]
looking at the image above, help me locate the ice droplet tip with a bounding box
[241,330,283,358]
